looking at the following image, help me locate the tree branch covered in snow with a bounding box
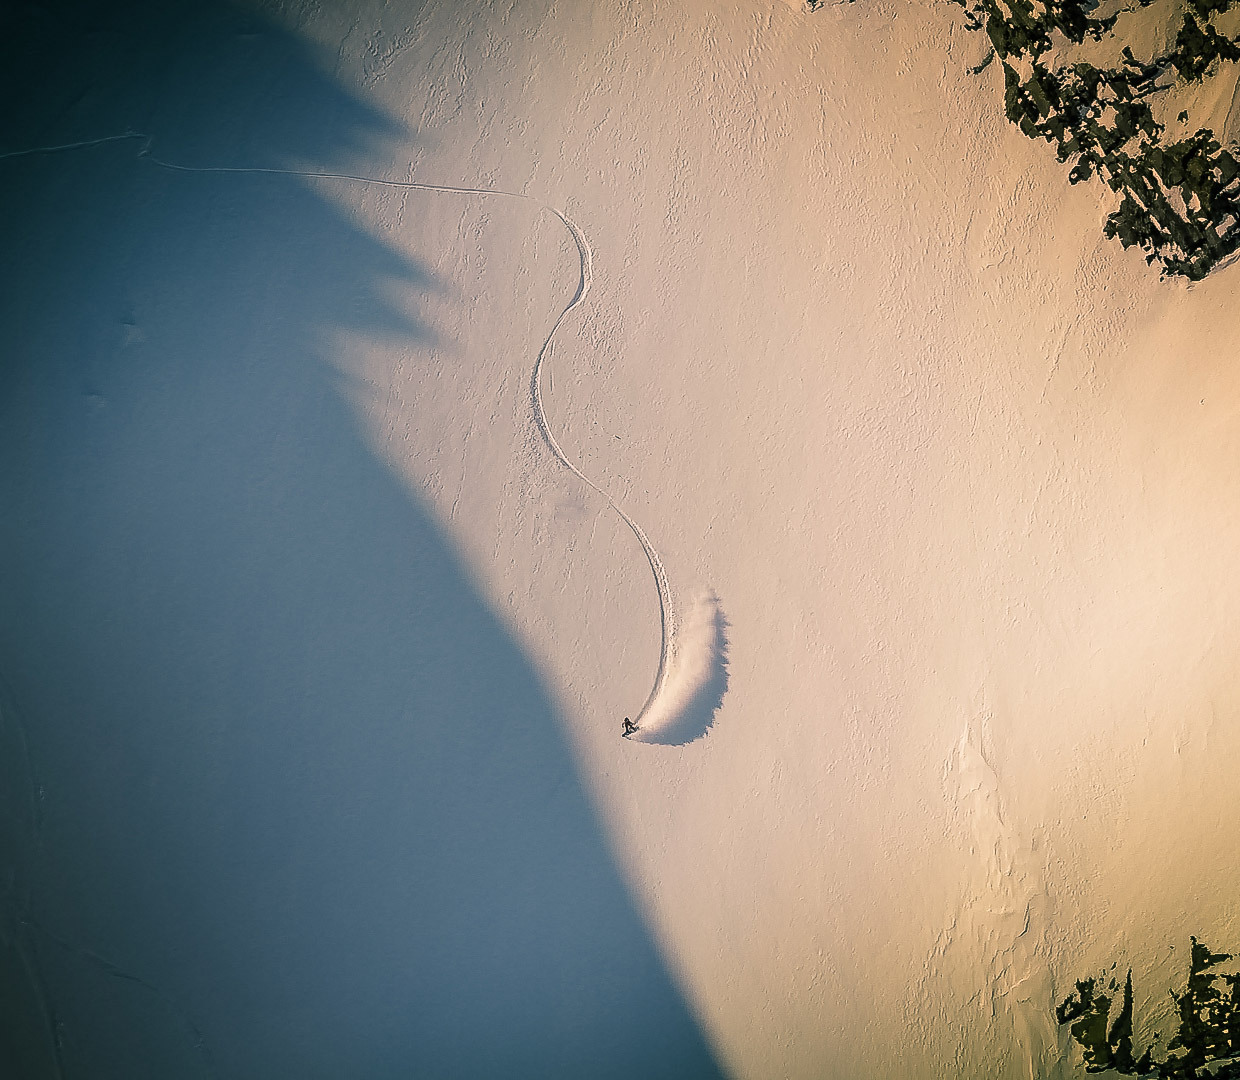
[954,0,1240,279]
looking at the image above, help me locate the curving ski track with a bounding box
[1,132,674,727]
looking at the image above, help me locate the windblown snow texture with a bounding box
[632,592,729,746]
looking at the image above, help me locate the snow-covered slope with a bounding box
[5,0,1240,1077]
[315,2,1240,1075]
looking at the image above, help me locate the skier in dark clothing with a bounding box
[622,717,639,738]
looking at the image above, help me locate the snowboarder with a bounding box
[622,717,639,738]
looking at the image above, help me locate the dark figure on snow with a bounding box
[622,717,639,738]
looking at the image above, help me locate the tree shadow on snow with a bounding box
[0,3,724,1078]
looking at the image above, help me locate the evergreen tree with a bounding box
[1057,938,1240,1077]
[950,0,1240,278]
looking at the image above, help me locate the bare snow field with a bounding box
[3,0,1240,1077]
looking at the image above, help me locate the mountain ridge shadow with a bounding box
[0,3,725,1077]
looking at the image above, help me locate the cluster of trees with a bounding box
[953,0,1240,278]
[1057,938,1240,1076]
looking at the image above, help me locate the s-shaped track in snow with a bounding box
[0,133,674,727]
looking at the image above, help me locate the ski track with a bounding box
[0,132,677,725]
[3,672,215,1077]
[22,917,217,1079]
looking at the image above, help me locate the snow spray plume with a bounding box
[0,132,725,740]
[631,592,729,746]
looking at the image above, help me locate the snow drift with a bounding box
[632,591,728,746]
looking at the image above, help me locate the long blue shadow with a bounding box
[0,3,726,1077]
